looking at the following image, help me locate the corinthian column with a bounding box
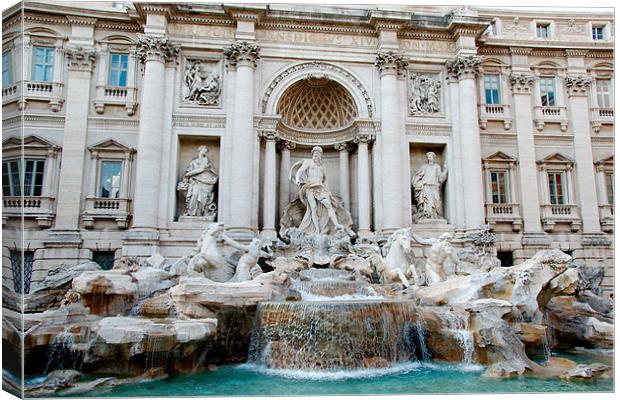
[355,133,374,238]
[510,72,543,233]
[565,76,601,233]
[335,142,351,211]
[53,46,96,232]
[375,51,408,232]
[260,130,278,239]
[224,41,260,233]
[446,56,485,231]
[131,35,178,233]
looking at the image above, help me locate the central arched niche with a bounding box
[277,77,358,131]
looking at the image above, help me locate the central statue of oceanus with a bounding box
[279,146,354,237]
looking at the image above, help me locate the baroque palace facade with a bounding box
[1,2,615,293]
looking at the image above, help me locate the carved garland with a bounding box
[261,61,374,117]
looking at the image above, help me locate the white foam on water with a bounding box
[237,362,423,381]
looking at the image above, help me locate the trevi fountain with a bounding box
[2,146,613,397]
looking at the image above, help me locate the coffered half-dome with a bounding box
[277,77,358,131]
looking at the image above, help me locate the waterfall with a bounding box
[45,328,82,373]
[439,312,475,365]
[248,300,419,370]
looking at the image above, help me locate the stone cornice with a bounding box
[445,55,481,80]
[136,34,179,64]
[65,46,96,72]
[509,73,536,94]
[565,75,592,96]
[375,51,408,76]
[223,41,260,68]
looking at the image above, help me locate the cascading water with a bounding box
[248,268,428,370]
[439,312,475,365]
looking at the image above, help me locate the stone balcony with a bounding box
[485,203,522,232]
[478,104,512,130]
[2,196,55,228]
[599,204,614,232]
[82,197,132,229]
[534,106,569,132]
[590,107,614,133]
[540,204,581,232]
[93,86,138,116]
[2,81,65,111]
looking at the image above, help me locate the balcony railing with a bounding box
[599,204,614,232]
[540,203,581,232]
[485,203,522,231]
[590,107,614,133]
[478,103,512,130]
[534,106,569,132]
[2,196,55,228]
[82,197,131,229]
[94,86,137,116]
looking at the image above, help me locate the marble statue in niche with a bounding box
[183,60,221,106]
[409,73,441,115]
[279,146,354,237]
[412,151,448,222]
[177,146,218,219]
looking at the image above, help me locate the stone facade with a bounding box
[2,3,614,292]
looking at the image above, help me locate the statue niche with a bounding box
[177,145,218,220]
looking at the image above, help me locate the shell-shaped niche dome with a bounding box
[277,77,358,131]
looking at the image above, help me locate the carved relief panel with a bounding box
[408,72,442,116]
[181,58,222,107]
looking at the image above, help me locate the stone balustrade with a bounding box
[533,106,569,132]
[540,203,581,232]
[478,103,512,130]
[484,203,522,232]
[2,196,56,228]
[82,197,132,229]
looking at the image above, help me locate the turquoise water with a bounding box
[64,361,613,397]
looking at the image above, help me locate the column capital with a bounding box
[258,130,278,141]
[565,75,592,97]
[374,51,408,76]
[334,142,352,152]
[224,41,260,68]
[137,34,178,64]
[445,55,481,80]
[65,46,96,72]
[354,133,375,144]
[509,72,536,94]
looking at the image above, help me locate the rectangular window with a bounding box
[536,23,550,38]
[108,53,128,87]
[92,251,116,270]
[592,26,604,40]
[605,173,614,204]
[32,46,55,82]
[490,170,510,204]
[2,159,45,196]
[548,171,567,205]
[539,77,556,107]
[484,75,501,105]
[99,160,122,198]
[2,51,11,86]
[596,79,613,108]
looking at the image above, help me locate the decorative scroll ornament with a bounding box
[223,41,260,67]
[136,34,179,64]
[509,73,536,94]
[183,60,221,106]
[565,75,592,96]
[409,73,442,115]
[374,51,408,75]
[64,46,96,71]
[445,55,481,79]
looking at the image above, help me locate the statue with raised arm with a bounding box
[279,146,354,237]
[220,232,273,282]
[178,146,218,219]
[412,151,448,221]
[410,231,459,285]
